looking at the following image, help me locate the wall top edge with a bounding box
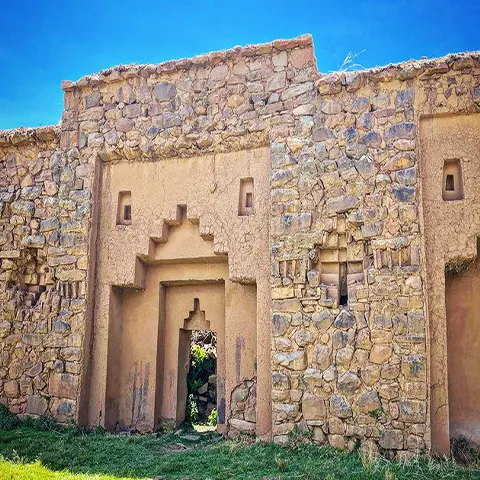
[0,125,60,148]
[61,34,315,92]
[316,50,480,87]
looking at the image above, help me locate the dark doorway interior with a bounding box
[185,330,217,426]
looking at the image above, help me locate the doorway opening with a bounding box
[446,245,480,450]
[185,330,217,429]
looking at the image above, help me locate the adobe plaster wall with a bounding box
[419,113,480,454]
[91,148,270,435]
[0,33,479,456]
[446,262,480,443]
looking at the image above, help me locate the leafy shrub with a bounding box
[23,414,57,432]
[208,408,217,426]
[0,404,20,430]
[185,394,199,423]
[185,343,215,424]
[188,345,214,389]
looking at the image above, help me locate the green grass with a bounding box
[0,425,480,480]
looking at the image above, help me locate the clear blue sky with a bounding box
[0,0,478,130]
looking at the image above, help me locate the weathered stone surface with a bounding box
[116,118,134,132]
[4,380,19,397]
[26,395,48,416]
[266,72,286,92]
[273,299,301,313]
[293,329,315,346]
[281,82,313,101]
[154,82,177,101]
[313,127,335,142]
[303,368,324,388]
[272,313,291,336]
[275,213,312,234]
[40,217,60,232]
[10,200,35,216]
[393,186,416,203]
[273,351,307,371]
[398,400,426,423]
[356,390,381,413]
[370,345,392,364]
[314,344,332,370]
[384,122,415,142]
[0,36,472,453]
[337,371,361,394]
[272,371,290,389]
[50,398,75,422]
[361,221,383,238]
[379,430,404,449]
[334,310,355,329]
[302,394,326,420]
[328,195,359,213]
[336,346,354,366]
[329,394,352,418]
[48,373,79,400]
[332,330,348,349]
[312,310,334,331]
[401,355,426,379]
[355,155,377,179]
[229,418,256,432]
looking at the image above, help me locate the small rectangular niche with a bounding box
[117,191,132,225]
[238,178,254,216]
[442,159,463,201]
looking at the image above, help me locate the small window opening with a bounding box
[339,262,348,306]
[124,205,132,221]
[117,191,132,225]
[445,174,455,191]
[442,159,463,201]
[314,236,365,308]
[245,192,253,208]
[238,178,254,216]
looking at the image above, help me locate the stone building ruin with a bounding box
[0,34,480,458]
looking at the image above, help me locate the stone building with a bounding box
[0,34,479,458]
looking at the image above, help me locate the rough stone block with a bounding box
[48,373,79,400]
[302,394,326,420]
[329,395,352,418]
[26,395,48,416]
[154,82,177,101]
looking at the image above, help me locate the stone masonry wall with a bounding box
[0,127,94,421]
[270,74,427,458]
[270,52,480,459]
[0,34,479,454]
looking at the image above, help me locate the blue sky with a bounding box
[0,0,478,130]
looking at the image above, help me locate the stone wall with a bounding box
[0,127,94,421]
[270,74,427,457]
[269,51,480,458]
[0,34,479,456]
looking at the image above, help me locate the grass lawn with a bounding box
[0,424,480,480]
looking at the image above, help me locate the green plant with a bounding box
[287,425,313,444]
[187,345,214,391]
[208,408,217,426]
[185,343,216,423]
[368,407,384,420]
[185,394,199,423]
[0,403,20,430]
[191,344,208,365]
[23,414,57,432]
